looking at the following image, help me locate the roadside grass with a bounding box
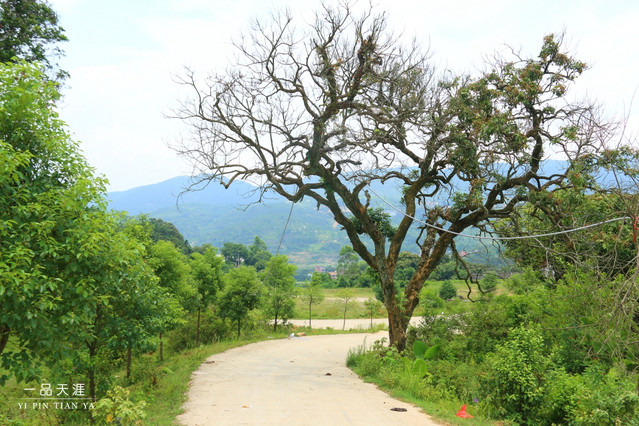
[347,347,502,426]
[0,373,59,425]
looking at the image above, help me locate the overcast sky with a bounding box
[49,0,639,192]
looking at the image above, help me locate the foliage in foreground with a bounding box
[348,269,639,425]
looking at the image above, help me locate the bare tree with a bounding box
[172,2,619,350]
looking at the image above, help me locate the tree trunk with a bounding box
[87,341,97,402]
[0,324,9,355]
[159,333,163,362]
[382,277,408,352]
[309,301,312,328]
[273,308,278,332]
[196,307,201,346]
[237,320,241,338]
[342,306,347,331]
[126,346,132,379]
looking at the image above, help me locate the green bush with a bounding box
[479,272,498,293]
[480,326,550,423]
[167,310,231,353]
[570,366,639,425]
[438,280,457,300]
[92,386,147,425]
[419,288,444,311]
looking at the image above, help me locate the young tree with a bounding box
[364,298,383,328]
[190,246,224,345]
[480,272,498,293]
[300,273,325,328]
[262,255,297,331]
[438,281,457,301]
[64,212,168,401]
[336,288,355,331]
[173,3,626,350]
[148,240,196,360]
[0,0,68,80]
[219,266,262,338]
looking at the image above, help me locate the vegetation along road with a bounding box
[177,331,440,425]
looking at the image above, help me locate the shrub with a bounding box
[479,272,498,293]
[92,386,147,425]
[420,288,444,311]
[438,280,457,300]
[481,326,550,423]
[167,310,231,353]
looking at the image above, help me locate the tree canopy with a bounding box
[0,0,68,80]
[0,61,105,381]
[173,3,635,349]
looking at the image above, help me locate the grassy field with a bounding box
[292,279,507,320]
[292,287,385,320]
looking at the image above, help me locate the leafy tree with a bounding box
[394,251,419,288]
[0,62,106,383]
[0,0,68,80]
[438,281,457,300]
[219,266,262,338]
[300,273,325,328]
[497,188,637,282]
[262,255,297,331]
[312,271,333,288]
[221,242,249,268]
[148,240,196,360]
[147,217,192,254]
[64,212,168,401]
[337,245,361,286]
[246,236,272,271]
[190,246,223,345]
[173,3,628,349]
[429,254,457,281]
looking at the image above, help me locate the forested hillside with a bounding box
[107,175,503,267]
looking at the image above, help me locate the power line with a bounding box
[275,201,295,256]
[366,186,632,241]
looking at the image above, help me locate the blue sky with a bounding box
[49,0,639,191]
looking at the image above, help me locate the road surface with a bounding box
[177,331,441,425]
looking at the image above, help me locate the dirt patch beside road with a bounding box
[177,331,440,425]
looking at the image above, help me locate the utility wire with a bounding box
[275,201,295,256]
[366,186,632,241]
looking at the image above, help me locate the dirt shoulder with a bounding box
[177,331,441,425]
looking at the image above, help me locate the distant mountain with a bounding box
[107,176,351,266]
[107,176,262,215]
[111,164,576,267]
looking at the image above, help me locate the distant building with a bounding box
[328,271,338,280]
[315,266,325,273]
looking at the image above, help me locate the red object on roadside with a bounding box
[457,404,474,419]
